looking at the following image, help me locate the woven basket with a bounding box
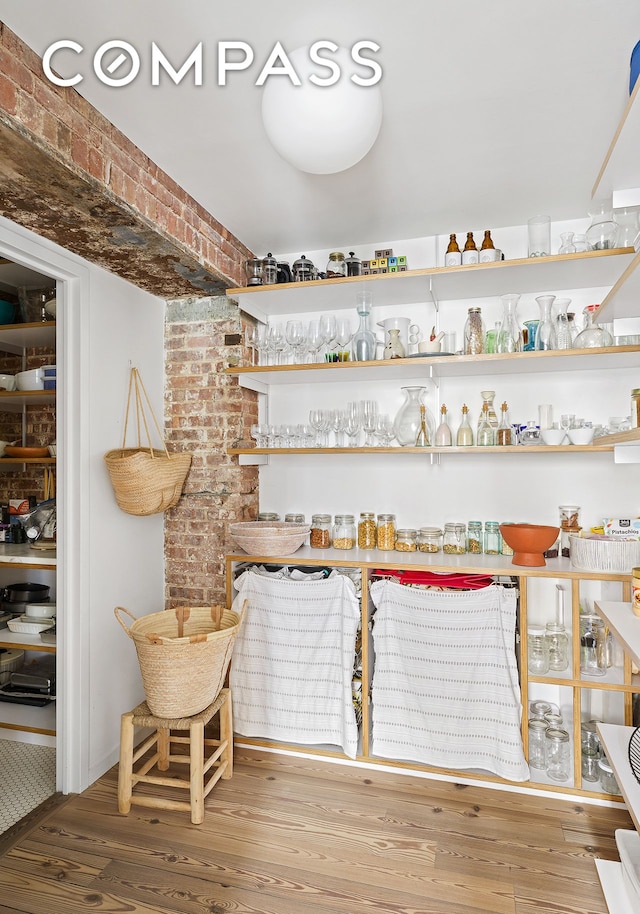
[570,534,640,574]
[104,368,192,516]
[115,603,246,718]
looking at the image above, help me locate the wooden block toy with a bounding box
[397,255,407,265]
[377,257,388,268]
[389,265,398,273]
[388,256,397,266]
[369,259,379,268]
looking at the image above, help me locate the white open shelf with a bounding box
[596,603,640,670]
[595,859,637,914]
[0,698,55,735]
[596,724,640,831]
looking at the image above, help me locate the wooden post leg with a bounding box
[157,727,170,770]
[220,689,233,780]
[118,711,134,815]
[190,720,205,825]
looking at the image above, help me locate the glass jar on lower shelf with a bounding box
[598,757,621,795]
[332,514,356,550]
[528,718,549,770]
[545,727,571,781]
[395,529,417,552]
[443,522,466,554]
[310,513,331,549]
[417,527,443,553]
[377,514,397,550]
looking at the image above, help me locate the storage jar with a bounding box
[580,722,601,782]
[545,622,569,671]
[545,727,571,781]
[326,251,347,278]
[443,522,466,554]
[417,527,443,553]
[527,628,549,674]
[467,521,483,554]
[395,529,417,552]
[598,756,621,795]
[332,514,356,550]
[310,513,331,549]
[258,512,280,521]
[358,512,377,549]
[285,513,306,523]
[377,514,397,550]
[528,718,548,770]
[484,521,501,554]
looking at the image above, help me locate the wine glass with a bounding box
[375,414,395,447]
[344,401,361,447]
[335,318,352,361]
[307,319,324,363]
[361,399,378,446]
[267,323,285,365]
[319,313,337,362]
[254,323,269,366]
[245,325,257,366]
[331,409,347,447]
[285,320,305,364]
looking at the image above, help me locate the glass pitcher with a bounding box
[534,295,556,350]
[573,305,614,348]
[496,293,523,353]
[393,386,434,446]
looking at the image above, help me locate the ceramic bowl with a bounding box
[15,368,44,390]
[540,429,567,446]
[24,602,56,618]
[0,373,15,391]
[568,427,595,445]
[418,341,442,353]
[228,521,310,556]
[499,523,560,567]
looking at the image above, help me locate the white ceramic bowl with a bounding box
[24,602,56,618]
[0,373,15,391]
[418,341,442,353]
[540,429,567,446]
[15,368,44,390]
[568,427,595,445]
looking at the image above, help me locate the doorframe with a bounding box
[0,215,90,794]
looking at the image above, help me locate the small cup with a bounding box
[528,215,551,258]
[538,404,553,429]
[443,331,456,353]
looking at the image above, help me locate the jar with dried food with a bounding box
[417,526,443,553]
[377,513,397,550]
[395,529,417,552]
[358,512,377,549]
[326,251,347,278]
[310,513,331,549]
[332,514,356,550]
[467,521,483,554]
[464,307,485,354]
[443,522,466,554]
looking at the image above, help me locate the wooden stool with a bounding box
[118,688,232,825]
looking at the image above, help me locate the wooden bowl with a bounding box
[228,521,310,556]
[499,523,560,567]
[4,445,50,458]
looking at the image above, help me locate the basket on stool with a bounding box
[114,603,245,718]
[118,688,233,825]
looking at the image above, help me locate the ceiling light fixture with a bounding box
[261,46,383,175]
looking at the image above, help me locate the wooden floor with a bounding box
[0,747,633,914]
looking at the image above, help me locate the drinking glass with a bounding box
[255,323,269,366]
[335,318,352,361]
[361,399,378,446]
[307,320,324,363]
[345,401,361,447]
[285,320,305,364]
[375,414,395,446]
[267,323,285,365]
[320,314,337,361]
[331,409,347,446]
[245,325,257,366]
[309,408,331,446]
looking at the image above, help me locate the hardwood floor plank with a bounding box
[0,843,104,886]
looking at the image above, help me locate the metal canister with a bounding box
[345,251,362,276]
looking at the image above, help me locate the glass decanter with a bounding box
[586,197,619,250]
[352,292,376,361]
[573,305,614,348]
[558,232,576,254]
[477,403,496,446]
[554,298,573,350]
[477,390,498,433]
[434,404,453,446]
[534,294,556,350]
[393,386,434,446]
[456,404,473,446]
[518,419,541,445]
[496,293,522,353]
[383,328,406,360]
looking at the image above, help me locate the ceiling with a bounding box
[1,1,640,260]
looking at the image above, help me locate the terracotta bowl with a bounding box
[499,523,560,567]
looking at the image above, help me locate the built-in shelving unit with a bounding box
[592,78,640,207]
[229,444,614,457]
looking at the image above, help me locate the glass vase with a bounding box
[393,386,434,446]
[534,294,556,351]
[496,293,522,353]
[554,298,573,350]
[573,305,614,348]
[558,232,576,254]
[352,293,376,362]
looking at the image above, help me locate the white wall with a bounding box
[0,216,165,793]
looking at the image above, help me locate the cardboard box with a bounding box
[604,518,640,538]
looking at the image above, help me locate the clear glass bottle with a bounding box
[443,522,466,554]
[326,251,347,278]
[456,404,474,446]
[394,386,433,446]
[477,403,496,446]
[395,529,417,552]
[384,328,406,360]
[497,401,514,446]
[545,622,569,671]
[310,513,332,548]
[528,718,549,770]
[352,292,377,362]
[518,420,541,446]
[377,513,397,550]
[435,404,453,446]
[445,233,462,267]
[545,728,571,781]
[554,298,573,350]
[484,521,501,554]
[332,514,356,550]
[528,628,550,674]
[573,305,614,348]
[497,293,523,353]
[558,232,576,254]
[414,403,432,447]
[467,521,483,554]
[357,512,377,549]
[462,231,479,265]
[534,294,556,350]
[479,390,498,429]
[464,307,485,354]
[417,527,443,553]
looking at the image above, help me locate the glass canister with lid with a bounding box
[284,513,306,523]
[310,513,331,549]
[598,756,621,795]
[545,727,571,781]
[528,718,549,770]
[484,521,501,555]
[467,521,483,554]
[358,512,377,549]
[443,522,466,554]
[332,514,356,550]
[395,529,417,552]
[377,513,397,550]
[417,527,443,553]
[258,511,280,521]
[326,251,347,278]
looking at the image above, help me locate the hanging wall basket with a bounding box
[104,367,192,516]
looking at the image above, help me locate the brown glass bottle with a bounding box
[445,233,462,267]
[497,401,514,446]
[480,230,495,250]
[462,232,479,265]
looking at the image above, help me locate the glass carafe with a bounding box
[534,294,556,350]
[393,386,434,446]
[573,305,614,348]
[497,293,523,352]
[586,197,619,250]
[554,298,573,350]
[478,390,498,430]
[352,292,376,361]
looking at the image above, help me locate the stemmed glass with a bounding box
[245,325,257,366]
[361,399,378,447]
[345,401,361,447]
[309,408,331,447]
[335,318,352,361]
[267,323,285,365]
[375,414,395,447]
[255,323,269,366]
[285,320,305,364]
[250,423,268,447]
[307,320,324,363]
[320,314,337,361]
[331,409,347,447]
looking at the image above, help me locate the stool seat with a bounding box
[118,687,233,825]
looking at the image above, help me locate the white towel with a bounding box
[370,580,529,781]
[230,569,360,758]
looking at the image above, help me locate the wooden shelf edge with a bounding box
[228,445,613,455]
[593,428,640,447]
